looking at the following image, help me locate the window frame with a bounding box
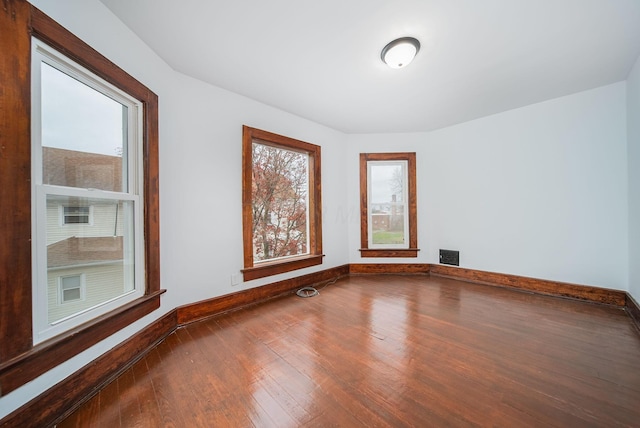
[359,152,419,258]
[367,159,410,250]
[32,39,146,344]
[242,126,323,281]
[0,1,162,397]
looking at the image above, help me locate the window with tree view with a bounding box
[242,126,323,280]
[252,143,309,261]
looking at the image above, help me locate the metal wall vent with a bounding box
[439,249,460,266]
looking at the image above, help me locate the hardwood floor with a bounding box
[58,275,640,427]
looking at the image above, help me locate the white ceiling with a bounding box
[99,0,640,134]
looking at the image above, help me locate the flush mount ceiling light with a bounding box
[381,37,420,69]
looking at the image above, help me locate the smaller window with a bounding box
[62,206,91,225]
[59,274,84,303]
[359,152,419,258]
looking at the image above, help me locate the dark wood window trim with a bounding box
[359,152,419,258]
[242,126,323,281]
[0,0,162,396]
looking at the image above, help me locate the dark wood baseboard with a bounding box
[0,264,349,427]
[2,262,634,427]
[429,264,627,306]
[1,309,177,428]
[349,263,430,275]
[0,290,164,397]
[626,294,640,332]
[177,264,350,325]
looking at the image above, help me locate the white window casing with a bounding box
[367,160,410,250]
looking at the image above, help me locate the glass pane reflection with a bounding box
[41,63,127,192]
[46,195,135,324]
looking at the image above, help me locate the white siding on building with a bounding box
[47,262,126,323]
[46,201,125,245]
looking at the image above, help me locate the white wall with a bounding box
[160,71,350,307]
[0,0,349,419]
[628,55,640,303]
[348,83,629,290]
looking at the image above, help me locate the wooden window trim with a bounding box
[241,126,323,281]
[0,0,162,396]
[359,152,419,258]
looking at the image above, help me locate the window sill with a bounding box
[242,254,325,281]
[359,248,420,258]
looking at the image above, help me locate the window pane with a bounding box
[61,276,82,303]
[64,216,89,224]
[64,206,89,215]
[63,288,81,302]
[47,195,135,324]
[61,275,80,289]
[369,161,407,247]
[251,143,309,262]
[63,206,91,224]
[41,63,127,192]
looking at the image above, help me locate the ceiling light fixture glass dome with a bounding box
[381,37,420,69]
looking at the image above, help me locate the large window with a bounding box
[359,153,418,257]
[32,39,143,343]
[0,1,160,397]
[242,126,323,280]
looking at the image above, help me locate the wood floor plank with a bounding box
[208,316,307,426]
[143,347,185,428]
[56,392,100,428]
[182,320,259,427]
[151,332,213,427]
[60,274,640,427]
[116,367,142,427]
[97,377,120,428]
[130,357,164,428]
[220,314,364,427]
[169,327,231,427]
